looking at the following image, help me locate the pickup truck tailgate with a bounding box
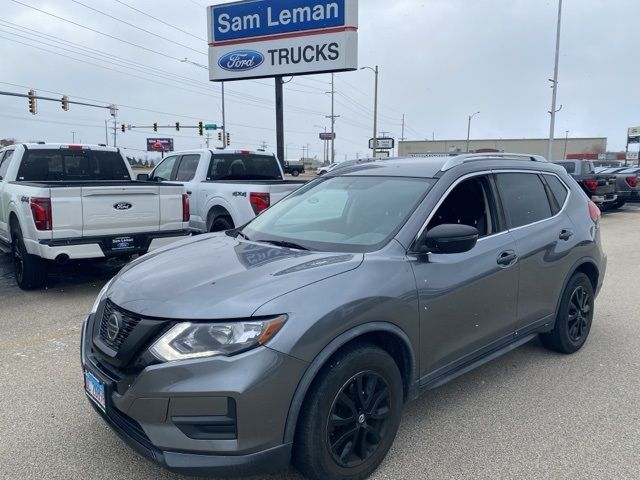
[80,185,162,236]
[268,182,305,204]
[594,175,616,196]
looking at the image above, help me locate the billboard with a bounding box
[146,138,174,152]
[208,0,359,81]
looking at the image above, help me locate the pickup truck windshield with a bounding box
[17,149,131,181]
[207,154,281,181]
[241,176,435,253]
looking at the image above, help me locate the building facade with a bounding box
[398,137,607,160]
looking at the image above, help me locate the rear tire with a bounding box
[540,272,594,354]
[292,169,300,177]
[612,199,626,209]
[209,215,234,232]
[293,344,403,480]
[12,227,47,290]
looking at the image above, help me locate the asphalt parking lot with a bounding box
[1,206,639,480]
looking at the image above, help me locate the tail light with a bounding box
[182,194,190,222]
[30,197,52,231]
[583,179,598,191]
[588,200,601,223]
[625,176,638,188]
[250,192,270,215]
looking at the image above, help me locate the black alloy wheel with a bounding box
[567,286,591,343]
[327,371,391,468]
[12,237,24,285]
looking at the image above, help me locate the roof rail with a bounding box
[440,153,548,171]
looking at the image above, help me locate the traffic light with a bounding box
[176,122,180,132]
[218,132,222,141]
[61,95,69,111]
[198,121,204,136]
[28,89,37,115]
[153,122,158,132]
[226,132,231,146]
[121,124,126,133]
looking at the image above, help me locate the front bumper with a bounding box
[80,315,308,476]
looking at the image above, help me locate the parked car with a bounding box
[554,160,618,208]
[0,143,190,289]
[140,149,306,233]
[593,166,640,206]
[82,153,606,480]
[283,161,305,177]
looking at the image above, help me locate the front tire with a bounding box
[293,344,403,480]
[12,228,47,290]
[540,272,594,354]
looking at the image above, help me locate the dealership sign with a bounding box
[320,132,336,140]
[369,137,395,150]
[146,138,174,152]
[208,0,359,81]
[628,126,640,145]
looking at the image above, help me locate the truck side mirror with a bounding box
[137,173,149,181]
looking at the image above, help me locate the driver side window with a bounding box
[151,156,179,181]
[427,175,500,238]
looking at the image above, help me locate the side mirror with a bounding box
[137,173,149,181]
[417,224,479,255]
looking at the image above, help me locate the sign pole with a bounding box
[275,76,285,163]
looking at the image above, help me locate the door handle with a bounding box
[559,229,574,241]
[497,250,518,267]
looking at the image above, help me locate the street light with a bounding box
[466,111,480,153]
[314,124,328,165]
[361,66,379,158]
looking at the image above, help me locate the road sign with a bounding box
[207,0,359,81]
[146,138,174,152]
[320,132,336,140]
[205,123,218,131]
[369,137,395,150]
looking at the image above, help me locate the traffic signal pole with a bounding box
[275,76,285,163]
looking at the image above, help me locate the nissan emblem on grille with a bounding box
[106,312,122,342]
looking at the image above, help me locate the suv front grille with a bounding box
[99,300,142,351]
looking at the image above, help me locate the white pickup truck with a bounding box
[139,148,306,233]
[0,143,190,289]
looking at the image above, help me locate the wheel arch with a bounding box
[8,210,21,238]
[206,204,235,231]
[555,257,600,316]
[283,322,418,445]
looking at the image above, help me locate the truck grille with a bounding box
[99,300,141,351]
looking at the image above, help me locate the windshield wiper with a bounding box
[256,239,310,251]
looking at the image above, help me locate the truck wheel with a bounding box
[613,200,625,209]
[540,272,594,354]
[293,343,403,480]
[292,169,300,177]
[12,228,47,290]
[209,215,234,232]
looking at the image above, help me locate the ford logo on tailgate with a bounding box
[114,202,132,211]
[218,50,264,72]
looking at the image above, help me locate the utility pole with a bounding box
[563,130,569,160]
[401,114,406,141]
[326,74,339,164]
[206,132,211,149]
[104,120,109,146]
[221,82,227,148]
[361,66,379,158]
[548,0,563,161]
[71,131,76,143]
[275,76,285,162]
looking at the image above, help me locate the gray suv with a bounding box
[81,153,606,480]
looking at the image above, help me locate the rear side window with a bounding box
[175,155,200,181]
[207,154,281,181]
[0,150,14,179]
[544,174,569,209]
[17,149,131,181]
[496,173,553,229]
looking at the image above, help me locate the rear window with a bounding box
[17,149,131,181]
[496,173,553,229]
[555,162,575,174]
[207,154,281,181]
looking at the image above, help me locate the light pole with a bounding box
[361,66,379,158]
[71,131,76,143]
[466,112,480,153]
[315,124,328,165]
[563,130,569,159]
[548,0,563,161]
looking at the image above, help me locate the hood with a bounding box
[108,234,363,319]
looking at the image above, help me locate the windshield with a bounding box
[207,154,281,181]
[240,176,435,253]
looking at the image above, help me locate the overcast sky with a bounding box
[0,0,637,161]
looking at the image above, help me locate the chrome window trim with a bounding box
[410,169,572,250]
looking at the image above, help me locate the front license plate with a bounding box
[111,236,135,251]
[84,370,106,411]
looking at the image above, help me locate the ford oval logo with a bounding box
[114,202,132,211]
[218,50,264,72]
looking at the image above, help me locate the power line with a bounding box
[67,0,206,56]
[111,0,206,42]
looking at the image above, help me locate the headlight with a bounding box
[89,278,114,314]
[149,315,287,362]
